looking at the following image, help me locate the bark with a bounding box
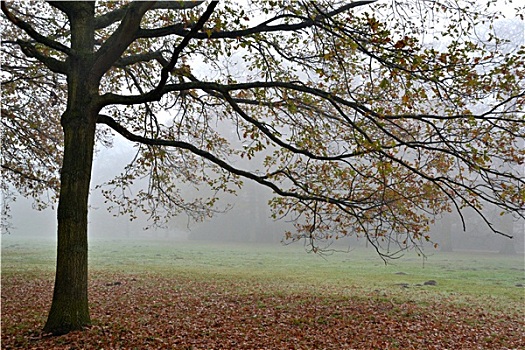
[43,79,99,334]
[43,116,96,335]
[43,2,98,335]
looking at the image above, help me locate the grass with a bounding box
[2,235,524,349]
[90,238,525,306]
[2,235,524,309]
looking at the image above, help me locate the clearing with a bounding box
[2,237,524,349]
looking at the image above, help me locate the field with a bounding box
[2,236,524,349]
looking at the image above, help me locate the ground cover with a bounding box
[2,237,524,349]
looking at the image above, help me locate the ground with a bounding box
[1,238,524,349]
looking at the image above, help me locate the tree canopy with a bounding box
[1,0,524,334]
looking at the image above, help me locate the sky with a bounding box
[1,0,523,252]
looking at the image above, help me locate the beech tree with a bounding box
[1,0,523,335]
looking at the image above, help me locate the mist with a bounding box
[3,14,524,258]
[5,136,523,255]
[4,117,524,256]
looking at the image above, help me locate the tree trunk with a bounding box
[43,113,97,335]
[43,2,97,335]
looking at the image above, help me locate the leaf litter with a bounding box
[1,272,523,349]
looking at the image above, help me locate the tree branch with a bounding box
[137,0,376,39]
[1,1,72,55]
[113,50,168,69]
[220,90,368,161]
[96,114,359,209]
[46,1,75,14]
[1,164,55,186]
[93,1,205,30]
[91,1,157,80]
[152,1,219,96]
[16,39,68,74]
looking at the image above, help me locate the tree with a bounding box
[1,0,523,335]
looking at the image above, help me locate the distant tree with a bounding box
[1,0,523,335]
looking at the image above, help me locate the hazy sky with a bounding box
[2,1,523,250]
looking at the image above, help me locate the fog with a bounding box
[3,136,292,243]
[4,135,524,256]
[2,13,524,257]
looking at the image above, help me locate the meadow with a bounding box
[2,236,524,349]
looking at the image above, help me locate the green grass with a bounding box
[2,235,524,312]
